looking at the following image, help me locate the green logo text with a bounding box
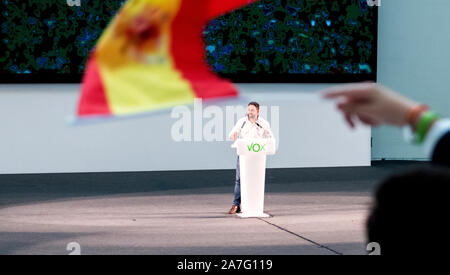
[247,143,266,153]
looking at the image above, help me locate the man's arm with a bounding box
[258,118,274,139]
[228,117,245,140]
[323,83,450,167]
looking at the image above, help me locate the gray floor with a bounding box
[0,161,429,255]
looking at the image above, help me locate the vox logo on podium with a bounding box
[247,143,266,153]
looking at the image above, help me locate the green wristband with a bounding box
[415,111,440,144]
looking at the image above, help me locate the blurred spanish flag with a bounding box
[76,0,258,119]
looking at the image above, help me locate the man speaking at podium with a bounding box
[227,102,273,214]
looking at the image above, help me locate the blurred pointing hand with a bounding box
[322,83,419,128]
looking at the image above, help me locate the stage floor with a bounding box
[0,161,429,255]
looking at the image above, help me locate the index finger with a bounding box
[321,82,376,99]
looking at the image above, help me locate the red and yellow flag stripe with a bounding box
[77,0,258,118]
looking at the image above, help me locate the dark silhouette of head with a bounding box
[367,167,450,255]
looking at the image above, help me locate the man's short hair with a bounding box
[248,102,260,110]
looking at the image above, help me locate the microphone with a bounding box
[235,120,246,140]
[255,121,271,138]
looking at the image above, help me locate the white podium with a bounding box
[231,138,276,218]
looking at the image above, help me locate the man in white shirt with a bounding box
[227,102,273,214]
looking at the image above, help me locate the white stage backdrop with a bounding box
[0,83,370,174]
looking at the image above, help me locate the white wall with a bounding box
[374,0,450,160]
[0,83,370,174]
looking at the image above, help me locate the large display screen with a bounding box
[0,0,378,83]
